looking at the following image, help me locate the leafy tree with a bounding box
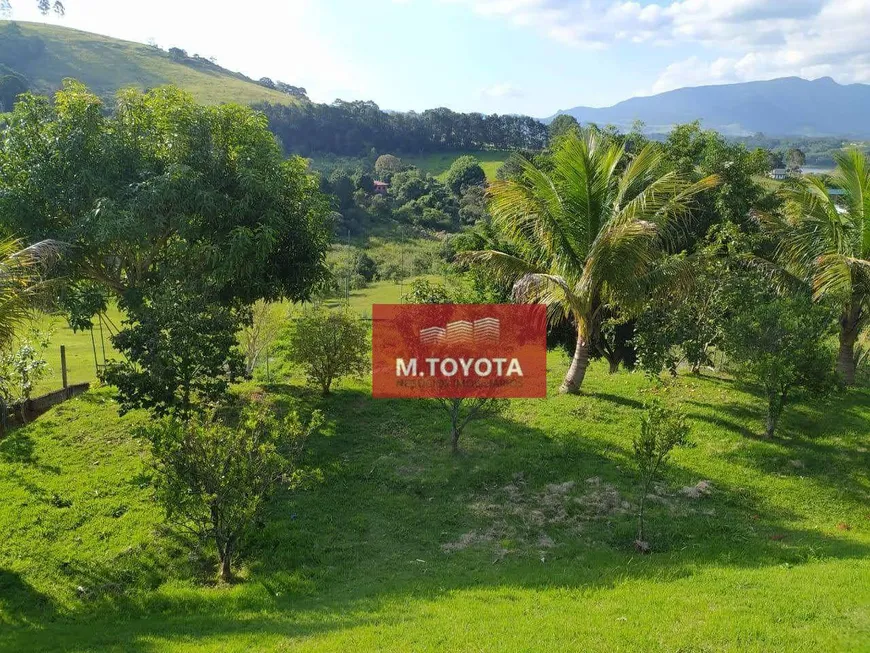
[402,278,460,304]
[786,147,806,174]
[445,155,485,195]
[0,82,330,412]
[663,122,770,234]
[465,130,717,393]
[104,279,246,417]
[0,74,27,112]
[389,169,428,204]
[353,171,375,194]
[356,252,378,282]
[547,114,580,143]
[239,301,286,376]
[258,77,276,90]
[762,148,870,385]
[768,150,785,170]
[633,224,743,377]
[721,277,837,438]
[0,82,330,305]
[458,185,489,225]
[327,169,355,211]
[287,310,369,395]
[374,154,404,178]
[145,404,323,582]
[632,400,689,551]
[275,82,308,100]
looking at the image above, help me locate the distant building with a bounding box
[769,168,787,180]
[373,181,389,195]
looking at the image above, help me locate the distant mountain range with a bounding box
[549,77,870,137]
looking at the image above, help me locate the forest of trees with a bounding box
[257,100,549,157]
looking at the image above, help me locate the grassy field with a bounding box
[401,151,511,181]
[29,307,124,396]
[0,21,300,107]
[27,277,416,395]
[0,281,868,652]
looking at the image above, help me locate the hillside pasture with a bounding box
[0,280,868,652]
[0,21,300,107]
[401,150,511,181]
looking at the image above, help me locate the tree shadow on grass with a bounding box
[4,384,870,651]
[584,392,645,411]
[0,569,57,629]
[685,384,870,499]
[0,429,37,464]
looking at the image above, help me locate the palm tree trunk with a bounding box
[837,305,860,386]
[560,328,590,394]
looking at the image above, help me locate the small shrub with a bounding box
[436,397,506,454]
[287,310,369,395]
[145,405,323,582]
[0,331,51,428]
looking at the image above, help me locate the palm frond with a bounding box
[0,238,60,348]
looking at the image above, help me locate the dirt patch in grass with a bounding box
[441,473,631,558]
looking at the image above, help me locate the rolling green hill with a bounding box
[0,21,301,106]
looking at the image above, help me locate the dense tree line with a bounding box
[320,153,489,239]
[737,133,870,167]
[256,100,548,157]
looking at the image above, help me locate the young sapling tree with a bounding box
[632,400,689,552]
[436,397,506,454]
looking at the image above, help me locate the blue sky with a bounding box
[6,0,870,116]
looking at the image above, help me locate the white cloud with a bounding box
[480,82,524,98]
[445,0,870,95]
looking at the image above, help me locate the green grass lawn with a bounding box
[401,151,511,181]
[1,278,868,651]
[28,307,124,396]
[28,277,423,396]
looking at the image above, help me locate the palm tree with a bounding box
[763,148,870,385]
[0,237,55,349]
[465,131,718,393]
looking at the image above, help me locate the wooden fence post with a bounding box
[60,345,68,389]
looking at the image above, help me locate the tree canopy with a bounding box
[763,148,870,384]
[0,81,331,307]
[258,100,548,157]
[465,129,718,393]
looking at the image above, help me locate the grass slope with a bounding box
[0,21,299,106]
[0,284,868,651]
[401,150,511,181]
